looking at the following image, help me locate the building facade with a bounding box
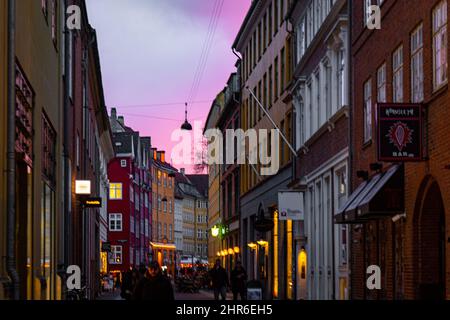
[204,93,224,266]
[233,0,294,300]
[288,0,351,300]
[340,0,450,300]
[176,170,209,267]
[216,73,242,273]
[151,149,177,275]
[0,0,7,301]
[174,185,184,273]
[107,111,152,274]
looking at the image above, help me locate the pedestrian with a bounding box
[209,259,229,301]
[133,264,149,300]
[120,271,133,300]
[142,261,175,301]
[231,261,247,300]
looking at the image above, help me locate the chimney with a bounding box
[152,148,157,160]
[160,151,166,163]
[180,168,185,175]
[111,108,117,119]
[157,151,162,161]
[118,116,125,126]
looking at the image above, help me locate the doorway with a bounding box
[416,180,446,300]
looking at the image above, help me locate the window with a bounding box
[41,182,54,280]
[411,24,424,102]
[168,199,172,213]
[433,1,448,89]
[274,56,279,99]
[377,63,386,103]
[110,246,122,264]
[120,160,127,168]
[110,183,123,200]
[169,225,172,241]
[364,0,372,26]
[197,229,202,239]
[336,169,347,209]
[269,65,273,107]
[364,80,372,142]
[297,18,306,62]
[130,186,134,202]
[281,47,286,92]
[109,214,123,232]
[164,224,167,238]
[392,46,403,103]
[51,0,57,45]
[337,49,346,107]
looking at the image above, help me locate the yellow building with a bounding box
[0,0,8,301]
[12,0,64,300]
[176,170,209,266]
[203,94,225,266]
[151,149,177,276]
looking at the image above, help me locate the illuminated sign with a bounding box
[75,180,91,195]
[377,104,423,162]
[82,197,102,208]
[211,226,220,238]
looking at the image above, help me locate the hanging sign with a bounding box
[278,191,304,221]
[377,104,423,162]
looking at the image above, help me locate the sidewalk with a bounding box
[199,289,234,301]
[96,290,123,300]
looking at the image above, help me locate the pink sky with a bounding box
[87,0,251,172]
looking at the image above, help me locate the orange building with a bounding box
[151,149,177,276]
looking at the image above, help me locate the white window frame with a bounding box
[411,24,424,103]
[364,79,372,143]
[110,246,123,265]
[120,159,127,168]
[109,213,123,232]
[377,63,386,103]
[393,46,404,103]
[433,1,448,90]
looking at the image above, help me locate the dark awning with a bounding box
[334,165,404,224]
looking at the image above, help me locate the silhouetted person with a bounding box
[120,271,133,300]
[209,259,229,300]
[142,261,175,301]
[231,261,247,300]
[133,265,150,300]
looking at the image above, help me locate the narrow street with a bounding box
[95,289,234,301]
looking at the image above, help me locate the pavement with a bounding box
[95,287,234,301]
[96,290,123,300]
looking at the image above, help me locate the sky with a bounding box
[86,0,251,172]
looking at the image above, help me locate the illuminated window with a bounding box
[110,246,122,265]
[109,183,123,200]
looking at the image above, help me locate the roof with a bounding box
[186,175,208,197]
[112,132,134,155]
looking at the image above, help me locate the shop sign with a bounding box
[377,104,423,162]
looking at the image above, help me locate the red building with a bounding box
[107,110,153,273]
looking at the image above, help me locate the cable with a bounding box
[110,100,212,109]
[187,0,224,104]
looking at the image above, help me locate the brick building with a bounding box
[338,0,450,299]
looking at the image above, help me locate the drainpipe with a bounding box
[6,0,20,300]
[347,0,353,301]
[63,0,71,279]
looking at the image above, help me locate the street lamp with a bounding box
[181,102,193,131]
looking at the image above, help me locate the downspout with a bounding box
[63,0,71,278]
[6,0,20,300]
[347,0,353,301]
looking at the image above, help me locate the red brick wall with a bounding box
[351,0,450,299]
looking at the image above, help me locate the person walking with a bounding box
[133,265,150,300]
[209,259,229,301]
[230,261,247,300]
[120,271,133,300]
[142,261,175,301]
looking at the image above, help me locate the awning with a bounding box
[334,165,404,224]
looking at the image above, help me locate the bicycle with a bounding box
[65,286,88,301]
